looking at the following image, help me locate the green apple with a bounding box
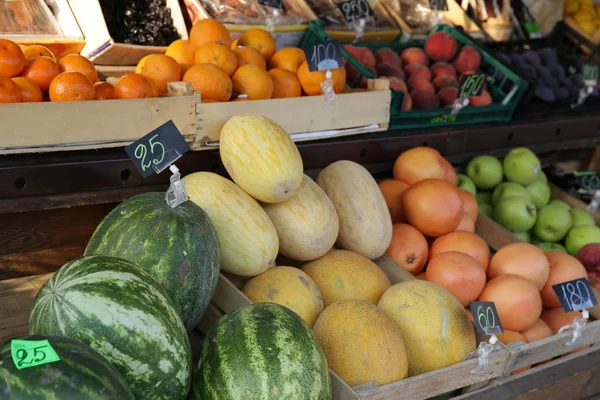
[466,155,503,190]
[512,230,531,243]
[503,147,542,186]
[526,180,551,209]
[536,242,567,253]
[570,208,595,227]
[493,196,537,232]
[492,182,530,206]
[476,191,492,205]
[548,199,571,211]
[533,204,572,242]
[479,203,493,217]
[457,174,477,196]
[538,171,548,183]
[565,225,600,256]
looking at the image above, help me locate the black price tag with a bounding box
[125,120,190,178]
[429,0,448,10]
[337,0,373,23]
[302,40,344,72]
[469,301,503,335]
[458,73,485,99]
[258,0,285,10]
[552,278,598,313]
[583,64,599,87]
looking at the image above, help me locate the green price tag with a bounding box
[458,73,485,99]
[583,64,599,87]
[11,340,60,370]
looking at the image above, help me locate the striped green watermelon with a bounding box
[84,192,220,331]
[29,255,192,400]
[0,334,134,399]
[194,303,332,400]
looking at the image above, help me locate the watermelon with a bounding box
[0,334,134,399]
[84,192,220,331]
[194,303,332,400]
[29,255,192,400]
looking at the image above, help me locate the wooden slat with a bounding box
[474,214,522,251]
[0,273,51,342]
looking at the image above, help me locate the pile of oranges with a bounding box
[379,146,591,370]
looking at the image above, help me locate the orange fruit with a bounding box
[497,330,527,346]
[458,188,478,222]
[57,54,99,83]
[49,72,95,102]
[541,307,582,334]
[268,68,301,98]
[269,47,307,73]
[378,179,409,223]
[393,147,448,185]
[521,319,553,343]
[0,77,23,103]
[183,64,232,102]
[237,28,276,61]
[135,54,182,95]
[22,45,55,60]
[478,274,542,332]
[297,61,346,96]
[488,242,550,291]
[231,64,273,100]
[113,73,155,99]
[441,157,457,185]
[426,251,486,306]
[0,39,26,77]
[385,223,429,275]
[190,19,232,48]
[94,81,114,100]
[11,77,42,102]
[194,43,238,76]
[455,213,475,233]
[165,39,196,73]
[429,231,490,270]
[541,251,587,308]
[20,56,59,92]
[233,47,266,70]
[231,38,239,49]
[402,179,464,237]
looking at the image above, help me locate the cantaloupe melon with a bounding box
[313,299,408,387]
[242,266,324,325]
[301,249,391,307]
[316,160,392,259]
[219,114,303,204]
[263,174,339,261]
[183,171,278,276]
[378,280,476,376]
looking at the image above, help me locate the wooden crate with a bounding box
[564,17,600,48]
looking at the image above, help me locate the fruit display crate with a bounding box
[301,21,531,130]
[564,16,600,48]
[0,80,390,155]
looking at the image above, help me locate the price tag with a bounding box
[469,301,503,335]
[258,0,285,10]
[429,0,448,10]
[458,73,485,99]
[11,340,60,370]
[337,0,373,23]
[553,278,598,312]
[302,40,344,72]
[125,120,190,178]
[583,64,599,87]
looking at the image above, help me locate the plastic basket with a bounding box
[301,21,531,130]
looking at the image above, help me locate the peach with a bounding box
[358,47,376,68]
[376,63,405,80]
[438,86,458,107]
[400,47,428,66]
[375,48,402,69]
[404,64,432,81]
[402,93,412,111]
[388,77,407,93]
[343,44,361,62]
[433,75,458,91]
[424,32,458,62]
[359,66,377,88]
[453,46,482,74]
[411,88,440,110]
[407,76,434,93]
[346,64,361,85]
[430,62,457,79]
[470,89,492,106]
